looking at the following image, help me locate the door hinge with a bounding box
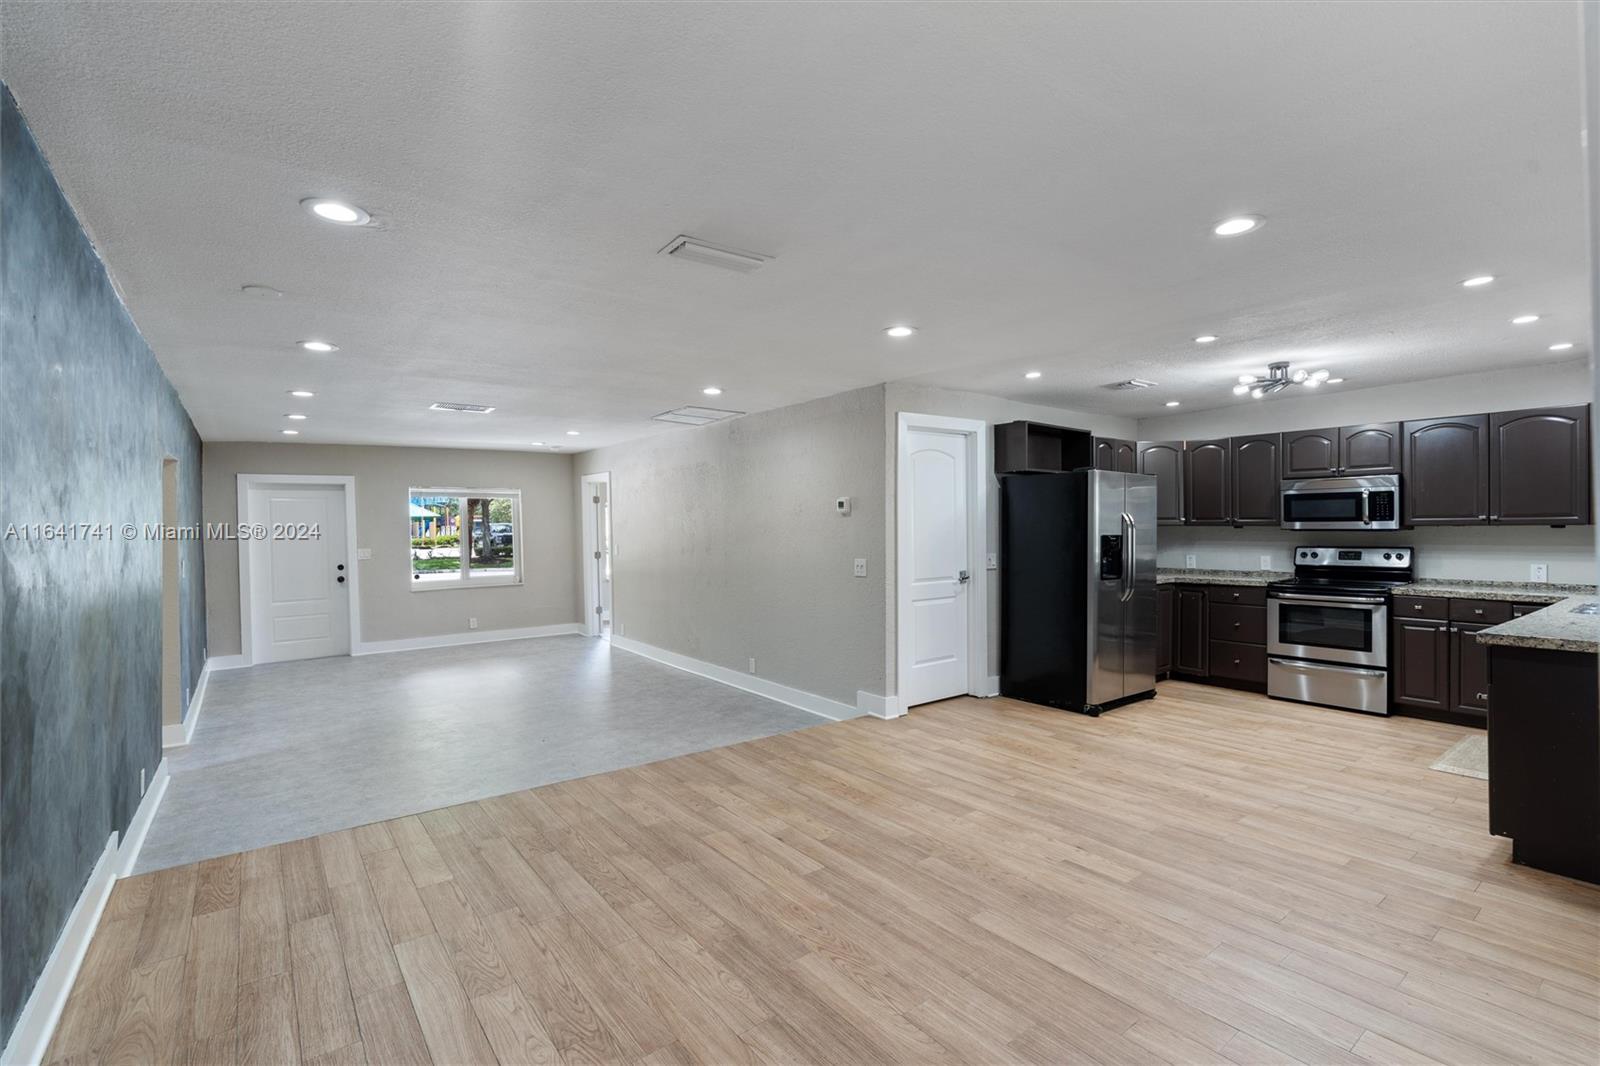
[592,495,600,504]
[594,551,602,560]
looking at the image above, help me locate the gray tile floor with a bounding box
[135,636,824,873]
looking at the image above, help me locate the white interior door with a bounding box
[902,428,971,706]
[248,483,350,663]
[594,481,613,634]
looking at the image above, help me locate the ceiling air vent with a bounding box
[428,401,496,414]
[652,406,745,426]
[657,235,772,273]
[1103,378,1159,391]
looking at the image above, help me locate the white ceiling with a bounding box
[2,1,1589,450]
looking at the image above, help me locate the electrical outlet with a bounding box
[748,657,757,675]
[986,552,998,570]
[468,617,478,630]
[357,547,373,560]
[1185,554,1197,569]
[853,558,868,578]
[1530,562,1549,583]
[1260,554,1272,571]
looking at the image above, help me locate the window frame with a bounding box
[407,486,523,591]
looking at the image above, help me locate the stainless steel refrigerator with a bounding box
[1000,470,1158,715]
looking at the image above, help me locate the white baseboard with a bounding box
[163,660,213,748]
[352,622,586,657]
[116,758,169,878]
[206,654,248,671]
[855,691,905,719]
[610,636,864,722]
[0,835,119,1066]
[983,674,1001,698]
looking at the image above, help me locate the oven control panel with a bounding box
[1294,546,1415,568]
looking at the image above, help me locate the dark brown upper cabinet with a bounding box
[995,421,1093,475]
[1402,414,1490,525]
[1230,434,1280,526]
[1184,439,1231,525]
[1281,428,1340,478]
[1137,441,1185,525]
[1338,422,1401,475]
[1282,424,1399,478]
[1489,405,1591,525]
[1093,437,1138,473]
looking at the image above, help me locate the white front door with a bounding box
[901,428,970,706]
[248,483,351,663]
[593,481,613,635]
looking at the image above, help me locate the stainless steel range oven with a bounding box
[1267,546,1413,715]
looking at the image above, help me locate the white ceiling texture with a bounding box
[2,1,1589,450]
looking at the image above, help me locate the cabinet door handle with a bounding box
[1413,604,1424,611]
[1232,621,1241,629]
[1477,692,1489,701]
[1473,608,1483,615]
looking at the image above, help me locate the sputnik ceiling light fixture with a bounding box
[1231,361,1333,398]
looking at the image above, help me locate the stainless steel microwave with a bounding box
[1280,474,1402,531]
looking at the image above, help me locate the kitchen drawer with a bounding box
[1511,602,1552,619]
[1209,639,1266,683]
[1208,603,1265,645]
[1449,598,1513,625]
[1394,595,1448,621]
[1211,586,1266,607]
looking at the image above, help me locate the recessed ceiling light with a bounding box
[285,413,307,420]
[1461,275,1495,287]
[1024,371,1042,379]
[1550,342,1575,351]
[301,198,370,226]
[566,430,580,436]
[1194,335,1218,344]
[529,441,545,447]
[281,429,299,436]
[1212,216,1261,237]
[1165,401,1181,407]
[288,389,315,398]
[240,284,282,298]
[299,340,338,353]
[884,326,917,338]
[702,386,723,396]
[1327,378,1344,384]
[1511,314,1540,325]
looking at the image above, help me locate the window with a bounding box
[409,488,520,589]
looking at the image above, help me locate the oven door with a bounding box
[1267,593,1388,667]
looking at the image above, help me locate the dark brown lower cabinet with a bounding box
[1156,585,1174,676]
[1487,645,1599,884]
[1209,639,1266,684]
[1174,586,1208,676]
[1392,618,1450,711]
[1449,622,1491,718]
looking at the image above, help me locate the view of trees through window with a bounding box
[409,490,519,585]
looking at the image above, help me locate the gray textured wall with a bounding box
[574,386,888,705]
[202,442,580,654]
[0,86,206,1044]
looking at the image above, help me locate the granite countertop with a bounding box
[1477,597,1600,654]
[1156,568,1292,587]
[1394,579,1598,603]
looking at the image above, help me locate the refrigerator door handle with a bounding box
[1120,512,1135,602]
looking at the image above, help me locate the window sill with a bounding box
[409,578,523,592]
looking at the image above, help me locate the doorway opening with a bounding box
[895,413,989,713]
[580,472,613,638]
[161,457,182,729]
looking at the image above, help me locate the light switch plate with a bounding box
[1530,562,1549,583]
[986,552,998,570]
[748,657,757,674]
[468,617,478,630]
[357,547,373,560]
[1185,554,1197,569]
[853,558,868,577]
[1260,554,1272,571]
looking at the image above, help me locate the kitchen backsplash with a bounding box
[1159,524,1597,584]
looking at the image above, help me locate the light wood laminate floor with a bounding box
[47,683,1600,1065]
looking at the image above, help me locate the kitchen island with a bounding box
[1478,598,1599,884]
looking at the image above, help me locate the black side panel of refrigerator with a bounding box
[1000,472,1088,709]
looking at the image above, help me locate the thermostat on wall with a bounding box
[835,496,852,516]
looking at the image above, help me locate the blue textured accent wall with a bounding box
[0,84,206,1045]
